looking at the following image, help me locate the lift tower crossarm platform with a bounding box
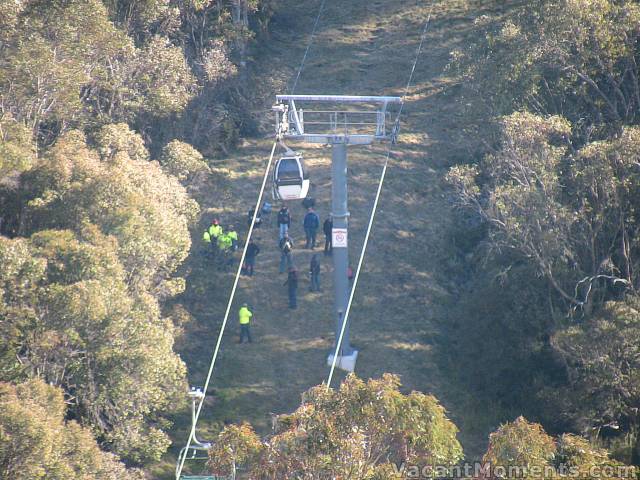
[273,94,402,145]
[274,94,401,372]
[276,94,403,103]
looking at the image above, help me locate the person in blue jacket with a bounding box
[303,207,320,249]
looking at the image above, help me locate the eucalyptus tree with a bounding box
[208,375,463,479]
[0,379,145,479]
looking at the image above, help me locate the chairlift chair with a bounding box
[272,148,310,201]
[176,388,236,480]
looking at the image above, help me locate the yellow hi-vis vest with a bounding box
[239,306,252,324]
[209,224,223,238]
[203,231,211,243]
[227,231,238,241]
[217,233,232,251]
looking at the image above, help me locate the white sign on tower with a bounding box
[332,228,348,248]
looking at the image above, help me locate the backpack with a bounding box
[281,238,292,253]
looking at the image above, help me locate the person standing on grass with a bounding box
[202,229,212,256]
[303,207,320,249]
[209,219,223,241]
[284,268,298,309]
[216,232,231,255]
[227,226,239,252]
[208,218,223,257]
[323,214,333,255]
[261,201,273,222]
[247,207,262,228]
[279,234,294,273]
[238,303,253,343]
[277,204,291,240]
[309,254,321,292]
[245,238,260,276]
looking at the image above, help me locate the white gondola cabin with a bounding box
[273,154,310,200]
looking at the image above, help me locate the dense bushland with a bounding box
[0,0,273,474]
[445,0,640,462]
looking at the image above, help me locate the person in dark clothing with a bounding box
[323,215,333,255]
[247,208,262,228]
[277,205,291,240]
[245,239,260,276]
[309,254,321,292]
[303,207,320,249]
[284,268,298,309]
[302,197,316,209]
[279,234,294,273]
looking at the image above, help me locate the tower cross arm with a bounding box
[276,94,402,104]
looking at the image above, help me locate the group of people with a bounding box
[236,200,333,343]
[276,203,332,308]
[277,204,333,254]
[277,236,321,309]
[202,219,239,268]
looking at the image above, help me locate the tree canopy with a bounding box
[0,378,145,480]
[207,375,463,479]
[444,0,640,465]
[483,417,629,479]
[0,228,187,463]
[0,0,274,472]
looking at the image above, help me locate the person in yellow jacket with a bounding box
[238,303,253,343]
[217,232,233,252]
[209,219,223,239]
[216,232,233,270]
[202,229,211,256]
[226,227,239,251]
[206,219,222,259]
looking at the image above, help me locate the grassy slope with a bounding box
[153,0,501,477]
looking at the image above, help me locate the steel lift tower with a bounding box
[273,94,402,372]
